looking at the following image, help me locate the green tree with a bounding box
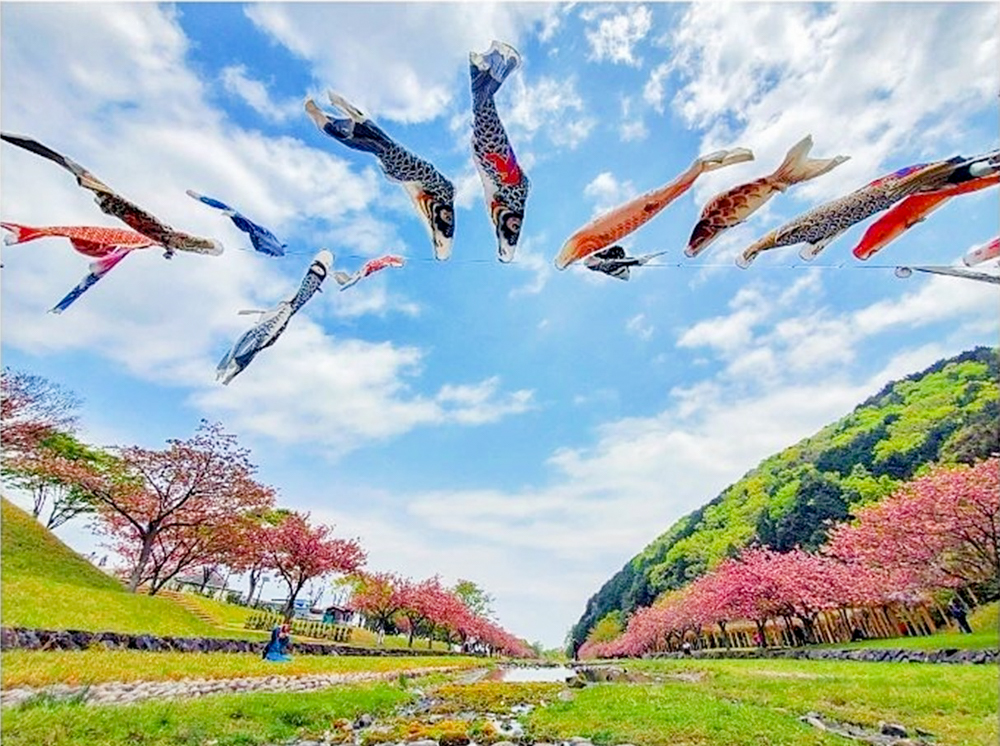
[453,579,496,620]
[1,431,112,530]
[586,610,624,644]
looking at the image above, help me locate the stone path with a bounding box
[0,665,463,708]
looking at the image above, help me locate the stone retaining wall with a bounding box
[0,627,470,657]
[641,647,997,664]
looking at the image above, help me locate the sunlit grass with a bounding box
[815,628,997,651]
[1,499,227,637]
[814,603,998,652]
[577,658,1000,746]
[1,683,409,746]
[0,649,481,688]
[527,682,847,746]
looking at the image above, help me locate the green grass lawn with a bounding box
[529,658,999,746]
[1,499,230,638]
[0,650,481,687]
[813,601,998,652]
[1,682,410,746]
[816,628,997,651]
[176,593,255,628]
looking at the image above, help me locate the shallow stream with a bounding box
[484,665,576,683]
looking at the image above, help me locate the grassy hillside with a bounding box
[572,346,999,645]
[1,499,454,649]
[1,497,223,636]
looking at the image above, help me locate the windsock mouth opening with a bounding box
[798,245,819,261]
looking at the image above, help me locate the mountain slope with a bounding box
[571,346,999,645]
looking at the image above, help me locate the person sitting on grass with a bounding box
[263,622,293,662]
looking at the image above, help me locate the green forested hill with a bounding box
[571,346,999,645]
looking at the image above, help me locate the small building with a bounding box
[170,568,230,600]
[259,599,359,626]
[321,604,357,626]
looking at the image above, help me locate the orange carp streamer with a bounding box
[686,136,848,258]
[555,148,754,270]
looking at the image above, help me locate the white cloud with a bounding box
[191,325,535,455]
[643,62,671,113]
[657,3,1000,207]
[244,3,552,123]
[508,235,555,298]
[220,65,300,123]
[504,75,596,150]
[453,167,485,211]
[620,120,648,143]
[584,5,653,67]
[676,285,772,353]
[626,313,654,341]
[583,172,637,216]
[619,96,649,142]
[537,5,566,43]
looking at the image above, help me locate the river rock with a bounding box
[880,722,908,738]
[353,713,374,729]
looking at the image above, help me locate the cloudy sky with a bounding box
[1,2,997,648]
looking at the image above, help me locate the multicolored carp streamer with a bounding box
[555,148,754,270]
[736,158,968,268]
[470,40,529,263]
[895,264,1000,285]
[686,135,849,258]
[50,250,134,314]
[0,133,223,257]
[217,250,333,385]
[1,222,155,256]
[2,222,156,313]
[186,190,286,257]
[305,93,455,261]
[583,246,666,281]
[853,150,1000,260]
[963,237,1000,267]
[333,254,405,291]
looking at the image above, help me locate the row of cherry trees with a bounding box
[348,571,532,657]
[0,369,531,656]
[581,456,998,659]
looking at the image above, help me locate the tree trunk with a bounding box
[282,578,306,621]
[31,486,46,519]
[199,566,212,593]
[128,531,155,593]
[754,619,767,648]
[718,620,730,649]
[246,566,262,608]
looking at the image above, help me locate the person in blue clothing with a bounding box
[948,597,973,634]
[263,622,293,661]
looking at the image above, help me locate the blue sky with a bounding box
[1,2,997,648]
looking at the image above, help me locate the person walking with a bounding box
[948,596,973,634]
